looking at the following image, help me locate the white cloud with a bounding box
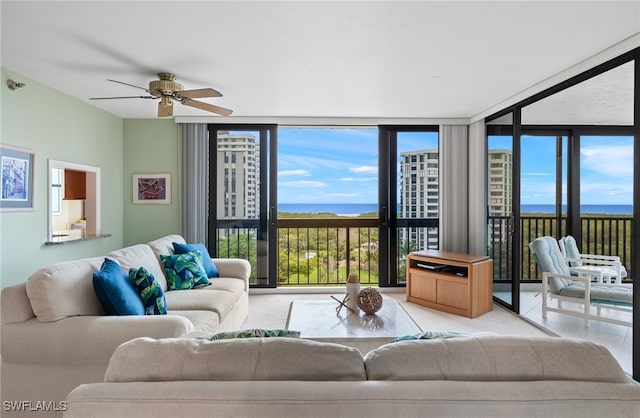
[278,169,310,177]
[279,180,328,188]
[580,181,633,203]
[581,145,633,177]
[350,165,377,174]
[523,172,551,177]
[339,177,377,182]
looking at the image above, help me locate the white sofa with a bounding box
[64,335,640,418]
[1,234,250,417]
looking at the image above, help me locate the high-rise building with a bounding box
[399,149,439,250]
[488,149,512,217]
[216,132,259,219]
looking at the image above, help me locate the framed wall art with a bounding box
[133,173,171,204]
[1,145,35,212]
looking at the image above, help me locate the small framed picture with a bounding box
[1,145,35,212]
[133,173,171,204]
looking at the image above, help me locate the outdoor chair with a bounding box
[558,235,627,285]
[529,236,632,327]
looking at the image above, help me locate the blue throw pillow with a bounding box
[93,258,144,315]
[173,242,219,278]
[129,266,167,315]
[160,251,211,290]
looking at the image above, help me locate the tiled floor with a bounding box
[247,290,550,339]
[519,288,633,375]
[247,288,633,375]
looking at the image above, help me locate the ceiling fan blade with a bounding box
[177,88,223,99]
[89,95,155,100]
[158,101,173,118]
[107,79,150,92]
[182,99,233,116]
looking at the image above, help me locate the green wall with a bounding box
[122,119,181,246]
[0,67,124,286]
[0,68,182,288]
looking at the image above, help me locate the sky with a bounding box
[491,134,634,205]
[243,127,632,206]
[277,128,438,204]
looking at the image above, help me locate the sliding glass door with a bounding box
[379,126,439,286]
[208,125,278,287]
[486,113,517,310]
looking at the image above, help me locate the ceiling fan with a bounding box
[90,73,233,117]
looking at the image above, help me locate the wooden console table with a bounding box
[406,250,493,318]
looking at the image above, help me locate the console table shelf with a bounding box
[406,250,493,318]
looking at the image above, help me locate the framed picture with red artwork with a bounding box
[133,173,171,204]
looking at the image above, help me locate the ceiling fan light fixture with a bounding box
[90,72,232,117]
[149,74,183,95]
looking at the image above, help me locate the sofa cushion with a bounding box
[129,266,167,315]
[93,258,145,316]
[147,234,186,258]
[160,251,211,290]
[26,256,105,322]
[558,283,633,306]
[164,288,238,319]
[168,310,220,333]
[104,337,366,382]
[206,277,246,295]
[173,242,219,278]
[107,244,168,291]
[364,335,628,383]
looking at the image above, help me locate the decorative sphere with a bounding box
[356,287,383,315]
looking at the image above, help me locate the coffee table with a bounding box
[285,297,422,353]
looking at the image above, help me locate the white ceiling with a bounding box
[1,1,639,120]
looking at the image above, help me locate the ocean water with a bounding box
[278,203,633,215]
[521,204,632,214]
[278,203,379,215]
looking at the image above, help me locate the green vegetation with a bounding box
[491,213,632,282]
[217,211,381,286]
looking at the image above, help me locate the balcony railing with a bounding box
[277,218,379,286]
[215,218,439,287]
[489,214,633,282]
[214,214,630,287]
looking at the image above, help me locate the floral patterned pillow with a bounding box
[129,266,167,315]
[208,329,301,340]
[160,251,211,290]
[392,330,468,342]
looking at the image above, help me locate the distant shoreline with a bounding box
[277,203,633,216]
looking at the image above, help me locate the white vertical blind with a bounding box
[468,120,487,255]
[440,125,468,253]
[180,123,209,244]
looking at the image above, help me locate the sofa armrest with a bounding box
[1,315,194,366]
[212,258,251,289]
[1,282,35,324]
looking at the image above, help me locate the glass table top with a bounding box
[285,297,422,339]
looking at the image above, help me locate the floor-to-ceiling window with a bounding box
[276,127,380,286]
[485,48,639,381]
[380,126,440,286]
[208,124,277,287]
[208,124,439,288]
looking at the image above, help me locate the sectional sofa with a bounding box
[1,234,250,417]
[63,335,640,417]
